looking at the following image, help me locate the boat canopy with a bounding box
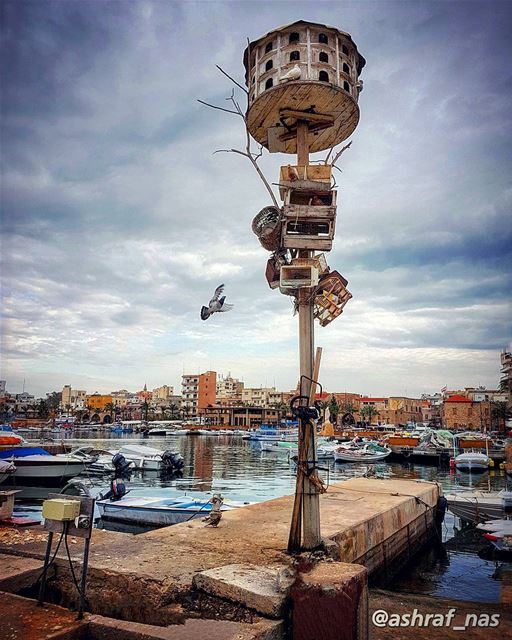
[0,447,51,458]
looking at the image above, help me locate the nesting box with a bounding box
[252,206,282,251]
[243,21,365,154]
[280,264,319,291]
[313,271,352,326]
[281,196,337,251]
[279,165,332,200]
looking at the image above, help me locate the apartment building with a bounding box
[61,385,87,410]
[152,385,174,401]
[216,373,244,402]
[182,371,217,416]
[241,386,276,407]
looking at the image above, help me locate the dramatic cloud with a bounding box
[1,1,511,397]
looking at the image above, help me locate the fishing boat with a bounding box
[96,494,251,527]
[444,489,512,523]
[454,452,489,472]
[334,442,391,463]
[116,445,183,471]
[247,420,299,442]
[0,447,86,484]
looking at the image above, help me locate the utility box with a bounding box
[42,498,81,522]
[280,264,319,290]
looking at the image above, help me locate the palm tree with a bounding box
[167,403,180,419]
[360,405,379,426]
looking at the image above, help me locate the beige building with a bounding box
[242,386,276,407]
[61,385,87,410]
[182,371,217,415]
[152,385,174,401]
[216,373,244,401]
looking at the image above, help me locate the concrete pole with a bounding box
[297,121,321,550]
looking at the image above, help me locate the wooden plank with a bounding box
[280,109,334,124]
[297,121,309,166]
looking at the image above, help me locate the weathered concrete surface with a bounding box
[0,479,438,624]
[193,564,295,618]
[87,614,283,640]
[0,591,87,640]
[0,553,43,593]
[291,562,368,640]
[369,590,512,639]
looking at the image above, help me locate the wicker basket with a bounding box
[251,206,283,251]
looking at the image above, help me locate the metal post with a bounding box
[38,530,54,606]
[77,536,91,619]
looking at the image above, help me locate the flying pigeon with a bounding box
[200,284,234,321]
[280,64,301,82]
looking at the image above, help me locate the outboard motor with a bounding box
[112,453,132,477]
[110,477,127,501]
[161,450,184,471]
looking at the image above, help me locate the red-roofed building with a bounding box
[442,395,491,430]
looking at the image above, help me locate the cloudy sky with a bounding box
[1,1,511,398]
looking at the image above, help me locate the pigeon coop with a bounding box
[313,270,352,326]
[243,20,366,154]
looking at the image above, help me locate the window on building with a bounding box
[265,41,272,53]
[319,51,328,63]
[319,70,329,82]
[289,32,300,43]
[343,80,350,91]
[265,59,273,71]
[265,77,273,89]
[342,44,349,55]
[343,62,350,74]
[290,50,300,61]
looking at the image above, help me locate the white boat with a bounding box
[117,445,183,471]
[260,441,298,455]
[0,447,86,484]
[444,490,512,523]
[334,442,391,463]
[477,519,512,553]
[96,494,250,527]
[454,452,489,472]
[0,460,16,484]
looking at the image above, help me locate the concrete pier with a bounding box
[0,478,440,638]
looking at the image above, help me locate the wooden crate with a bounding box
[281,204,336,251]
[279,165,332,199]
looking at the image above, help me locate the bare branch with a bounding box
[331,141,352,165]
[197,99,240,116]
[213,148,250,158]
[216,65,248,95]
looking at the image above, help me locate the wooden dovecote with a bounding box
[243,21,366,154]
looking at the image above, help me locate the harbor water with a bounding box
[10,431,512,604]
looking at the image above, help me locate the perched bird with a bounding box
[309,195,325,206]
[200,284,234,321]
[287,164,300,181]
[279,64,301,82]
[356,79,364,93]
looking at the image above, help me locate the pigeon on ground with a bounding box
[280,64,301,82]
[200,284,234,321]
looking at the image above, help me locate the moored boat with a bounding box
[454,452,489,472]
[0,447,86,484]
[334,442,391,463]
[444,489,512,523]
[96,494,250,527]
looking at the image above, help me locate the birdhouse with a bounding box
[281,186,337,251]
[280,264,319,291]
[279,164,332,200]
[313,271,352,327]
[243,21,365,154]
[252,206,282,251]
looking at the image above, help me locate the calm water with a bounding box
[11,432,512,603]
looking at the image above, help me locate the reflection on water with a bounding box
[12,432,511,602]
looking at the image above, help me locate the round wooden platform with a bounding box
[247,81,360,154]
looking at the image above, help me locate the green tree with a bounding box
[46,392,61,411]
[37,399,49,419]
[360,405,379,426]
[328,395,340,424]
